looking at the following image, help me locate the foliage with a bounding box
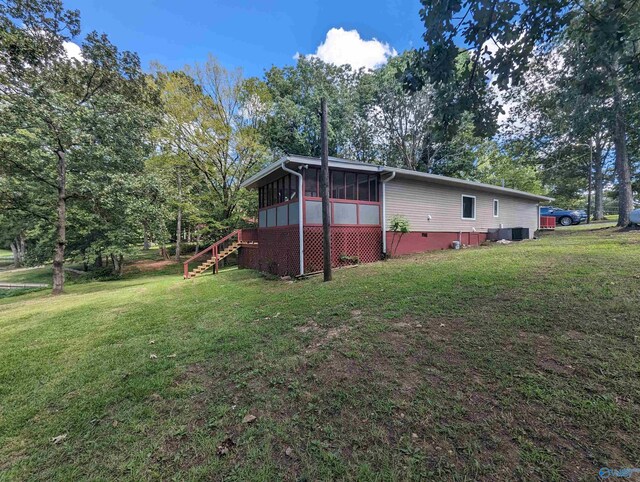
[416,0,639,225]
[152,57,269,232]
[473,140,544,195]
[0,0,162,289]
[389,214,411,234]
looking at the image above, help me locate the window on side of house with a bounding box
[304,168,318,197]
[357,173,369,201]
[289,174,297,200]
[493,199,499,217]
[331,170,345,199]
[369,176,378,202]
[345,172,356,200]
[461,195,476,220]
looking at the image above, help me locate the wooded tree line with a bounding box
[1,0,638,293]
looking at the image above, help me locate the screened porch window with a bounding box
[258,173,298,209]
[304,168,318,197]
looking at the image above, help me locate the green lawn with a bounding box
[1,227,638,481]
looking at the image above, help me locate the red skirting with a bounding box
[237,244,259,271]
[387,231,487,256]
[303,226,382,273]
[239,227,486,276]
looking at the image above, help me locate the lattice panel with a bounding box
[241,228,259,243]
[304,226,382,273]
[256,226,300,277]
[238,245,259,271]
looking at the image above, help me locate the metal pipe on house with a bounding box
[381,171,396,256]
[281,161,305,276]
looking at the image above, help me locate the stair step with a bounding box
[184,235,246,279]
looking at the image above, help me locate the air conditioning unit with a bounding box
[487,227,529,241]
[511,228,529,241]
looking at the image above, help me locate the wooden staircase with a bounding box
[183,230,257,279]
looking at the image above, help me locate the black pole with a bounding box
[320,98,332,282]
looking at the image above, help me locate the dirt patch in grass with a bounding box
[125,259,178,273]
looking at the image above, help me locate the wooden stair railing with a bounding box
[183,229,246,279]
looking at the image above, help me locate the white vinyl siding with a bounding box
[385,178,538,237]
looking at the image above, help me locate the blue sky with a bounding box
[64,0,426,77]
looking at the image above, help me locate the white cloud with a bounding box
[63,41,83,61]
[297,27,397,71]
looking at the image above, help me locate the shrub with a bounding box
[389,215,410,234]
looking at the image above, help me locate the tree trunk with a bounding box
[52,149,66,295]
[10,232,26,268]
[593,144,605,221]
[94,254,103,268]
[143,223,150,250]
[110,253,124,275]
[613,82,633,227]
[175,172,182,262]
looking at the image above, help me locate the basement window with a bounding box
[461,195,476,220]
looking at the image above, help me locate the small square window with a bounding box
[462,195,476,220]
[493,199,499,217]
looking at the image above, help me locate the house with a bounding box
[183,154,552,279]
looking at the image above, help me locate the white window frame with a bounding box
[461,194,476,220]
[493,199,500,217]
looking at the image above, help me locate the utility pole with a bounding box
[320,97,332,282]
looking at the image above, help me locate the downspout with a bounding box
[381,171,396,256]
[281,161,305,276]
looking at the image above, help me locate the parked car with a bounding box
[540,206,588,226]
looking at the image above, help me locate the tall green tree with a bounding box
[263,57,366,159]
[417,0,639,225]
[153,57,269,231]
[0,0,158,293]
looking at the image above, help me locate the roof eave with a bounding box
[382,167,553,203]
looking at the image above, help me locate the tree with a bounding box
[0,0,157,293]
[368,53,437,170]
[501,31,617,215]
[417,0,639,226]
[263,57,365,159]
[145,153,205,261]
[153,57,269,231]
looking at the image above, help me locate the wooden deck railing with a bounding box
[183,229,243,279]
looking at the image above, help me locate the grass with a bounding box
[0,227,638,481]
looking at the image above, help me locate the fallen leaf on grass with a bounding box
[242,414,257,424]
[149,340,155,345]
[149,354,158,359]
[52,434,67,444]
[285,447,293,457]
[166,353,177,358]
